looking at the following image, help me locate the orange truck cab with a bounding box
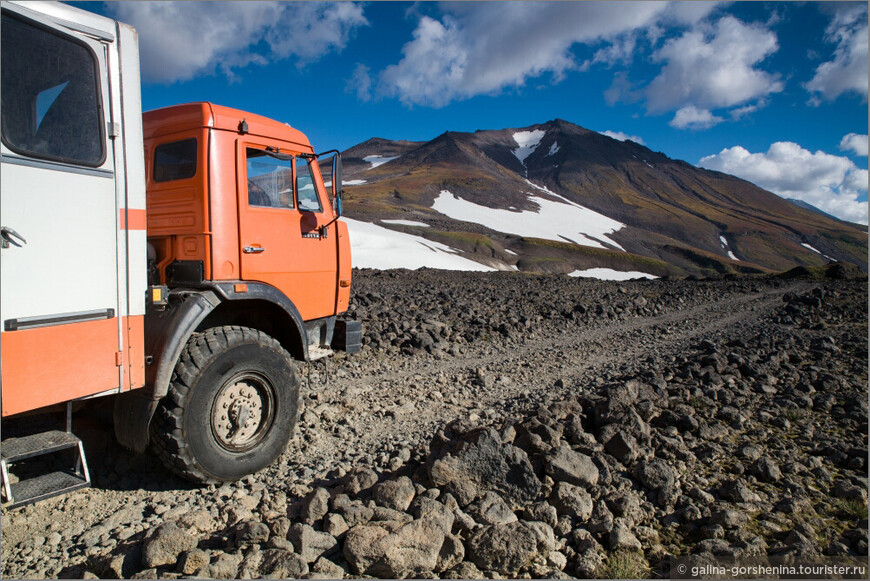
[113,103,360,482]
[1,0,358,507]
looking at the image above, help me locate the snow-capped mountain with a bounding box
[339,120,867,278]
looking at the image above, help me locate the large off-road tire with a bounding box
[151,326,299,483]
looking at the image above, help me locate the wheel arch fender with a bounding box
[114,283,309,453]
[115,290,221,452]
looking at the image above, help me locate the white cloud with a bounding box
[600,130,645,145]
[347,63,373,102]
[699,142,869,224]
[840,133,869,157]
[107,1,367,84]
[645,16,783,114]
[806,4,868,102]
[378,2,679,107]
[670,106,724,130]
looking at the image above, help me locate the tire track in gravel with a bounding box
[282,282,811,479]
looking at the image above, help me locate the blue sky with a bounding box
[73,1,868,223]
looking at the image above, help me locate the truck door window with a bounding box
[0,12,105,167]
[246,148,294,208]
[296,158,322,212]
[153,139,196,182]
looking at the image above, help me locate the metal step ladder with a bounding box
[1,404,90,509]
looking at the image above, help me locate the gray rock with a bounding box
[427,424,541,509]
[550,482,593,521]
[719,479,761,503]
[521,502,558,528]
[288,524,338,563]
[199,552,243,579]
[343,467,379,496]
[546,446,599,489]
[338,503,374,527]
[323,513,349,538]
[259,549,309,579]
[609,519,642,551]
[301,487,331,524]
[310,556,347,579]
[634,458,677,492]
[467,492,518,526]
[709,509,748,529]
[371,506,414,523]
[140,521,198,568]
[234,520,270,546]
[466,520,555,574]
[177,549,210,575]
[605,430,640,464]
[587,501,615,534]
[751,458,782,483]
[373,476,416,512]
[436,533,465,573]
[443,561,484,579]
[343,516,448,578]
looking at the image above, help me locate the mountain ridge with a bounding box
[340,119,867,276]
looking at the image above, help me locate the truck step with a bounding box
[1,430,81,463]
[5,471,90,509]
[1,430,91,509]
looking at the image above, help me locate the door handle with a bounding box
[1,226,27,249]
[243,246,265,254]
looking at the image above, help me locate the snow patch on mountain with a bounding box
[801,243,835,261]
[381,219,429,227]
[512,130,545,165]
[344,218,494,271]
[363,155,400,169]
[546,142,560,156]
[432,189,625,251]
[344,179,368,185]
[568,268,658,281]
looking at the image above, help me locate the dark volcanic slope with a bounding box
[341,120,867,277]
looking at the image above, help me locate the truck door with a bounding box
[0,7,122,415]
[237,146,338,321]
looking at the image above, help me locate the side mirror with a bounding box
[332,154,343,217]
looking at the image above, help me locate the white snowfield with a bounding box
[801,243,835,261]
[381,219,429,227]
[512,130,545,165]
[363,155,400,169]
[569,268,658,281]
[344,179,368,186]
[343,218,494,271]
[432,188,625,251]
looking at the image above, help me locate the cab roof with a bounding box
[142,102,313,151]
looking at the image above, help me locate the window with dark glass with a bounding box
[0,12,105,166]
[296,158,322,212]
[153,139,197,182]
[246,148,294,208]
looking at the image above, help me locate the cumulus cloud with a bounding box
[645,16,783,114]
[600,130,645,145]
[107,1,368,84]
[806,3,868,102]
[670,105,724,129]
[840,133,869,157]
[699,142,869,224]
[377,2,682,107]
[347,63,373,102]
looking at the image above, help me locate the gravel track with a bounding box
[1,269,864,579]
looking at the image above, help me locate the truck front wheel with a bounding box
[151,326,299,483]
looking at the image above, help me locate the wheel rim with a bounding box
[210,372,276,452]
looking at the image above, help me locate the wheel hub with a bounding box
[211,373,275,452]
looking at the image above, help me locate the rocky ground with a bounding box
[1,267,867,579]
